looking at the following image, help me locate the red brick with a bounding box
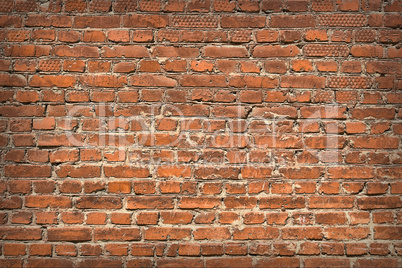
[25,195,71,208]
[178,243,201,256]
[0,74,27,87]
[194,227,231,240]
[86,212,107,225]
[206,257,252,267]
[4,149,25,163]
[61,211,84,224]
[26,259,74,267]
[260,197,305,209]
[369,243,391,256]
[316,212,347,225]
[305,30,328,41]
[3,45,43,58]
[229,75,278,89]
[351,45,383,57]
[82,30,106,42]
[256,258,299,267]
[292,60,313,72]
[316,61,338,72]
[153,46,199,58]
[51,45,99,58]
[114,62,136,73]
[123,14,168,28]
[94,227,141,241]
[76,196,121,209]
[80,244,102,256]
[354,259,397,268]
[145,227,190,240]
[221,15,265,28]
[299,242,320,255]
[55,244,77,256]
[131,74,176,87]
[136,212,159,225]
[30,244,52,256]
[74,15,119,28]
[328,166,374,179]
[181,75,226,87]
[321,242,345,256]
[357,197,401,209]
[256,30,279,43]
[254,45,300,57]
[110,213,131,225]
[160,211,193,224]
[47,227,91,242]
[36,211,57,225]
[131,243,154,256]
[282,227,323,240]
[280,167,324,179]
[127,196,174,209]
[271,15,315,28]
[179,197,221,209]
[204,46,248,58]
[104,165,149,178]
[324,227,370,240]
[281,76,325,88]
[105,243,128,256]
[224,197,257,209]
[309,196,354,208]
[4,243,26,256]
[78,259,122,268]
[305,258,350,267]
[101,45,149,58]
[157,165,191,178]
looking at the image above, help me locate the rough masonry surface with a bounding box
[0,0,401,267]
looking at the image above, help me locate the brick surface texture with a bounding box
[0,0,401,267]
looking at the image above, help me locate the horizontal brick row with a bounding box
[1,0,401,13]
[1,194,401,209]
[2,178,401,194]
[1,14,401,28]
[0,242,401,257]
[2,148,402,165]
[2,28,400,44]
[1,77,400,93]
[1,133,400,148]
[3,60,400,75]
[1,162,401,177]
[1,90,401,108]
[1,257,401,268]
[0,225,401,241]
[2,208,402,226]
[1,45,400,59]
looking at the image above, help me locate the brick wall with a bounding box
[0,0,401,267]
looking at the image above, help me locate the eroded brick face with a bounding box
[0,0,401,267]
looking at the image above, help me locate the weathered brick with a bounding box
[254,45,300,57]
[318,14,367,27]
[0,2,399,264]
[270,15,315,28]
